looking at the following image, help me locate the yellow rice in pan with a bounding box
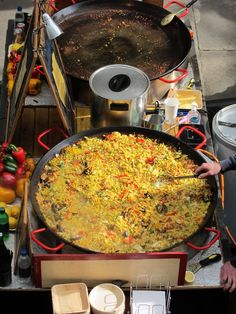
[36,132,212,253]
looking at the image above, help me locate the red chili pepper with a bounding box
[104,134,115,141]
[136,137,145,143]
[0,142,8,153]
[146,157,155,164]
[0,162,5,174]
[15,165,25,179]
[122,236,134,244]
[9,144,26,164]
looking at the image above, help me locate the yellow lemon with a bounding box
[0,202,7,208]
[10,205,21,219]
[185,271,195,284]
[5,206,11,217]
[9,216,17,230]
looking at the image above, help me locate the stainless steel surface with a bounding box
[89,65,150,128]
[143,113,164,131]
[213,104,236,147]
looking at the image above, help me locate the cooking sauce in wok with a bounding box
[57,8,187,80]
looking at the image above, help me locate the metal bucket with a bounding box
[143,114,164,131]
[212,104,236,237]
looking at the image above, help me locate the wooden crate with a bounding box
[12,106,64,158]
[75,105,91,133]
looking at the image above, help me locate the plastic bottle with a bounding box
[15,6,25,25]
[187,102,201,124]
[0,207,9,240]
[17,248,31,283]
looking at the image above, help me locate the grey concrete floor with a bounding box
[192,0,236,101]
[0,0,235,101]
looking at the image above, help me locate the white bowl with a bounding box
[89,283,125,314]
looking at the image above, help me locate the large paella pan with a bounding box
[53,0,192,81]
[30,127,218,253]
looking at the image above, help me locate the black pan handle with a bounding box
[186,0,199,8]
[218,121,236,128]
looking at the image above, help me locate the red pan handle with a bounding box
[186,227,221,250]
[35,65,45,76]
[176,125,207,150]
[164,1,189,19]
[31,228,65,252]
[49,0,59,12]
[37,127,69,151]
[50,0,76,11]
[159,68,188,83]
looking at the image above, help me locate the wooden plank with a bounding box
[12,117,21,146]
[48,107,65,149]
[18,107,35,155]
[7,2,39,142]
[75,106,91,133]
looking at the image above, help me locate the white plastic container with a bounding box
[89,283,125,314]
[164,97,179,124]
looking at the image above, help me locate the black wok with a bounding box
[30,126,218,253]
[53,0,192,81]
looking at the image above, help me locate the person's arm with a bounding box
[196,161,221,178]
[220,154,236,173]
[196,154,236,179]
[220,234,236,292]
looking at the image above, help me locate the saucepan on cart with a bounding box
[30,127,219,256]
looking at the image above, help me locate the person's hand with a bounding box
[196,162,221,179]
[220,261,236,292]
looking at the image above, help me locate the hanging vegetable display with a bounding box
[0,143,35,203]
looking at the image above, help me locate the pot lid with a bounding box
[89,64,150,100]
[213,104,236,147]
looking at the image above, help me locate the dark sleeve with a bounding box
[231,256,236,267]
[220,154,236,173]
[221,238,232,262]
[220,230,236,267]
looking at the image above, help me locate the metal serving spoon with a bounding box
[155,174,198,187]
[161,0,199,26]
[172,174,198,180]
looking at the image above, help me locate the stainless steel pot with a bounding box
[89,64,150,128]
[70,67,188,107]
